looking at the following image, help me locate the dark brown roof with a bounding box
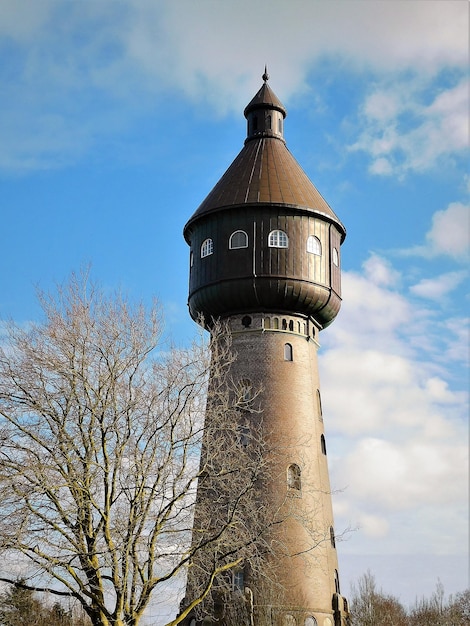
[185,137,346,239]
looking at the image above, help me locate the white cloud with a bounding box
[357,512,390,539]
[401,201,470,261]
[426,202,470,259]
[409,270,467,300]
[363,254,400,287]
[350,78,469,176]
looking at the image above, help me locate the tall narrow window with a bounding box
[229,230,248,249]
[321,434,327,455]
[238,379,252,405]
[201,238,213,258]
[284,343,293,361]
[307,235,322,255]
[332,247,339,266]
[330,526,336,548]
[316,389,323,418]
[266,114,272,129]
[278,118,283,133]
[273,317,279,329]
[335,570,341,594]
[268,229,288,248]
[233,570,244,591]
[287,464,301,491]
[239,425,250,448]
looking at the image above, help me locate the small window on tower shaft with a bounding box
[233,569,244,591]
[287,464,301,491]
[335,569,341,594]
[316,389,323,418]
[241,315,252,328]
[321,434,327,455]
[284,343,293,361]
[238,379,252,404]
[268,229,288,248]
[330,526,336,548]
[201,238,213,258]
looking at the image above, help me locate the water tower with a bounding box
[182,70,349,626]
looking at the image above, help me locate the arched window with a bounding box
[307,235,322,255]
[289,320,294,331]
[332,247,339,266]
[241,315,252,328]
[330,526,336,548]
[229,230,248,249]
[321,434,327,455]
[287,464,301,491]
[264,317,271,329]
[268,229,288,248]
[266,114,272,129]
[284,343,293,361]
[201,238,213,258]
[282,318,287,330]
[273,317,279,330]
[278,118,283,133]
[305,618,318,626]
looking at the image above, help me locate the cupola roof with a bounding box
[244,68,287,118]
[184,72,346,241]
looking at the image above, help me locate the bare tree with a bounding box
[0,273,275,626]
[350,572,470,626]
[350,571,407,626]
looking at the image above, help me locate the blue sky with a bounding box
[0,0,468,622]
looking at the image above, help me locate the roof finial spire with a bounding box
[262,65,269,82]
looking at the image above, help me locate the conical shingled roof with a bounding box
[184,77,346,241]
